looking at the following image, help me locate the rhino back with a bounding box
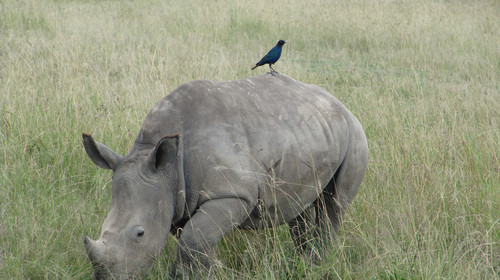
[134,74,351,221]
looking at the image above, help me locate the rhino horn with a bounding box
[84,236,111,279]
[84,236,104,263]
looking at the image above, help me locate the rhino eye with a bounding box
[132,226,145,240]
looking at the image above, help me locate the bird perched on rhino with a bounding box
[251,40,286,72]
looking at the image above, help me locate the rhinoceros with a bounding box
[82,73,368,279]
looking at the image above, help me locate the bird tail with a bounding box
[251,65,257,70]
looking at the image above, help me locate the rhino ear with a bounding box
[82,133,123,170]
[146,134,180,171]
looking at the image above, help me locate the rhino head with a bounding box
[82,133,184,279]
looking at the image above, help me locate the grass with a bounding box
[1,0,499,278]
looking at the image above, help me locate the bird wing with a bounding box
[257,46,281,65]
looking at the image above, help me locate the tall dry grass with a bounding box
[1,0,498,278]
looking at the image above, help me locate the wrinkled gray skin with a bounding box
[82,73,368,279]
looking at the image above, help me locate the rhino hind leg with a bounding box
[288,202,322,259]
[288,178,354,260]
[322,116,369,238]
[287,181,338,260]
[289,129,368,259]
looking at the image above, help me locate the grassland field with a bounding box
[0,0,499,279]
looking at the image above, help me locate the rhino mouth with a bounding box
[84,236,147,280]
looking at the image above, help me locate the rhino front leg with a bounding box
[174,197,252,275]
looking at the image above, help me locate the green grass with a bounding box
[1,0,499,279]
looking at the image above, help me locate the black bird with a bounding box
[251,40,286,72]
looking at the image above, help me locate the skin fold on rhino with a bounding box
[82,73,368,279]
